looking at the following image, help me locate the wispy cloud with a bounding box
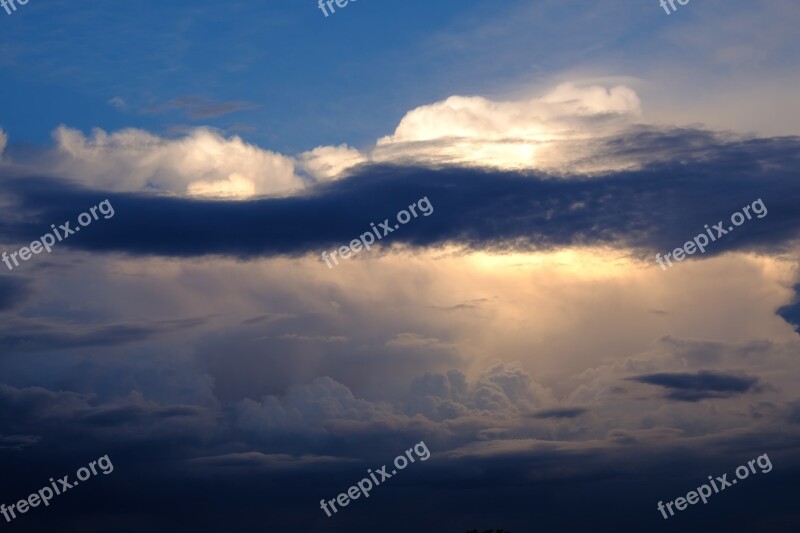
[144,96,259,120]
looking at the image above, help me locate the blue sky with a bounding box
[1,1,800,532]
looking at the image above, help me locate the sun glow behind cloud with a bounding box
[464,247,636,279]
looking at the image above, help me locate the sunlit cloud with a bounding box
[297,144,368,181]
[372,83,642,172]
[47,126,303,198]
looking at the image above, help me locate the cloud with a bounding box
[530,407,588,419]
[373,83,641,173]
[385,333,447,348]
[778,284,800,333]
[75,401,205,426]
[188,451,350,471]
[629,371,761,402]
[0,383,93,432]
[0,128,6,160]
[145,96,260,120]
[0,382,219,453]
[0,316,206,353]
[47,126,302,198]
[107,96,128,110]
[235,376,397,437]
[264,83,649,180]
[297,144,368,180]
[405,363,553,422]
[276,333,348,343]
[233,363,554,449]
[0,276,30,311]
[382,83,640,143]
[0,433,40,450]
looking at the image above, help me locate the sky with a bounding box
[1,1,799,531]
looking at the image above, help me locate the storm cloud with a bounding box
[1,127,798,262]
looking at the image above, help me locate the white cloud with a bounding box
[381,83,639,144]
[50,126,303,198]
[372,83,642,173]
[289,83,646,179]
[0,128,7,161]
[297,144,367,181]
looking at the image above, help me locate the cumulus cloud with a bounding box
[405,363,553,421]
[236,377,396,436]
[236,362,554,442]
[372,83,642,173]
[284,83,647,179]
[381,83,640,144]
[48,126,302,198]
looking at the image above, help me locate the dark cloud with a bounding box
[0,275,30,311]
[76,404,205,428]
[0,317,207,353]
[0,127,797,264]
[530,407,588,419]
[778,284,800,334]
[629,371,761,401]
[1,389,797,533]
[0,433,40,450]
[0,372,798,532]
